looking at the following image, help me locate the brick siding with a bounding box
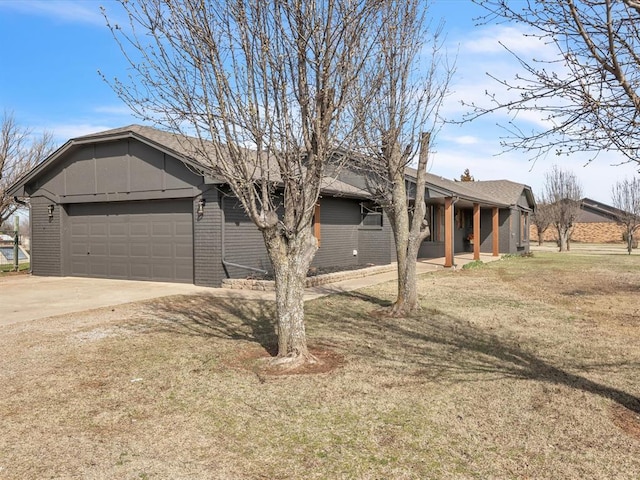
[530,222,625,244]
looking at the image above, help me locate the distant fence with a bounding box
[0,230,30,266]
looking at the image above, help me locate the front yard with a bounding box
[1,251,639,478]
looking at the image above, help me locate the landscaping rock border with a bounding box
[221,264,396,291]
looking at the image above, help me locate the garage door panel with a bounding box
[71,242,89,255]
[130,244,151,257]
[109,243,128,256]
[175,264,193,280]
[175,244,193,259]
[175,222,192,236]
[90,243,108,256]
[152,264,174,280]
[152,243,173,258]
[130,263,152,279]
[109,223,127,236]
[89,262,108,276]
[108,263,130,279]
[90,223,108,236]
[130,222,150,236]
[72,223,89,236]
[152,223,172,236]
[71,261,89,275]
[68,200,193,283]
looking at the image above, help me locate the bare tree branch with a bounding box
[467,0,640,165]
[544,165,583,252]
[351,0,454,315]
[611,177,640,254]
[103,0,384,365]
[0,111,55,224]
[530,195,553,246]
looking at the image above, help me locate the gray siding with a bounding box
[357,212,393,265]
[517,192,530,209]
[220,196,394,279]
[313,197,359,269]
[222,197,271,278]
[418,241,444,259]
[30,197,62,276]
[30,139,202,203]
[478,209,494,253]
[499,209,514,253]
[194,188,225,286]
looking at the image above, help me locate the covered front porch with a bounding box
[418,197,509,267]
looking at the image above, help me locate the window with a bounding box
[519,211,529,244]
[423,205,443,242]
[434,205,445,242]
[360,202,383,228]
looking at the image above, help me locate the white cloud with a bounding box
[0,0,105,26]
[94,105,135,116]
[462,25,549,57]
[38,123,116,144]
[450,135,480,145]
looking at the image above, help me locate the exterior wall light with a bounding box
[47,204,55,219]
[197,198,206,216]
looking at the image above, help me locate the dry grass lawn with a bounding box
[1,251,640,479]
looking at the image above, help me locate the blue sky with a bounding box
[1,0,638,202]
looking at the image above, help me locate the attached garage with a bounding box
[66,200,194,283]
[8,125,215,285]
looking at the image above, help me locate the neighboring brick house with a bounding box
[530,197,626,244]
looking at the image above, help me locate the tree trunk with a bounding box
[557,225,569,252]
[536,226,545,245]
[389,198,411,314]
[628,229,633,255]
[387,132,431,317]
[401,232,422,308]
[263,227,318,366]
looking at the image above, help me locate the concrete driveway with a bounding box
[0,275,213,326]
[0,253,501,326]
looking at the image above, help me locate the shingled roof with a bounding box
[9,124,535,207]
[461,179,536,209]
[405,166,534,208]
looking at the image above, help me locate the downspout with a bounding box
[220,194,268,277]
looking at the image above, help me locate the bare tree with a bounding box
[544,166,583,252]
[530,197,553,246]
[470,0,640,164]
[611,177,640,254]
[352,0,453,316]
[0,112,54,225]
[104,0,384,366]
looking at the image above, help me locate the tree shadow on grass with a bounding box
[147,294,278,355]
[144,289,640,414]
[310,290,640,414]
